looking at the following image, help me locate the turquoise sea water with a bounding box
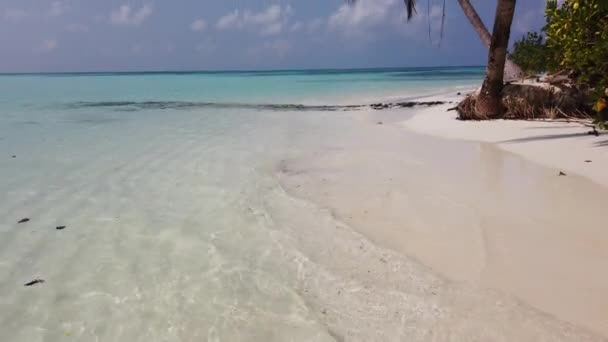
[0,67,484,169]
[0,67,500,341]
[0,67,483,106]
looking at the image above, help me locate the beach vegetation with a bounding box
[348,0,607,127]
[544,0,608,93]
[507,0,608,125]
[510,32,549,77]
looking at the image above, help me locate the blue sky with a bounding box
[0,0,547,72]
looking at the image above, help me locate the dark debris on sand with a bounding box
[24,279,45,287]
[370,101,447,110]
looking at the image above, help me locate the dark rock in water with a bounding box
[396,102,416,108]
[370,103,390,110]
[56,226,66,230]
[12,155,16,158]
[24,279,45,287]
[559,171,567,176]
[17,218,30,224]
[457,92,462,95]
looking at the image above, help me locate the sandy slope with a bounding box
[402,95,608,188]
[279,103,608,339]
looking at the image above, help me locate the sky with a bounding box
[0,0,548,72]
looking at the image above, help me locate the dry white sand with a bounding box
[399,98,608,336]
[403,94,608,187]
[279,100,608,339]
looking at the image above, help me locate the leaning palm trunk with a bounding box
[457,0,522,80]
[475,0,517,118]
[347,0,523,80]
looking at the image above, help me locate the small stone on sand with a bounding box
[56,226,66,230]
[17,218,30,224]
[559,171,567,176]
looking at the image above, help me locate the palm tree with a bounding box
[456,0,522,80]
[474,0,517,117]
[348,0,522,79]
[348,0,520,117]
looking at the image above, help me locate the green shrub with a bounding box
[510,32,548,76]
[545,0,608,93]
[545,0,608,126]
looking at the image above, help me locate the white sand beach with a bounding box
[279,95,608,339]
[404,93,608,188]
[402,97,608,335]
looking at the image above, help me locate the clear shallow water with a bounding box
[3,68,603,341]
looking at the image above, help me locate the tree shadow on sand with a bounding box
[498,131,607,144]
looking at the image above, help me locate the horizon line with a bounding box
[0,65,485,76]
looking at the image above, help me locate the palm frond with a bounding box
[405,0,417,20]
[346,0,417,21]
[345,0,447,46]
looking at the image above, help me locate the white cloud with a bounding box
[50,1,69,17]
[40,39,58,52]
[110,4,153,27]
[4,9,28,22]
[328,0,396,31]
[190,19,207,32]
[215,5,293,36]
[290,18,324,34]
[327,0,438,42]
[216,10,240,30]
